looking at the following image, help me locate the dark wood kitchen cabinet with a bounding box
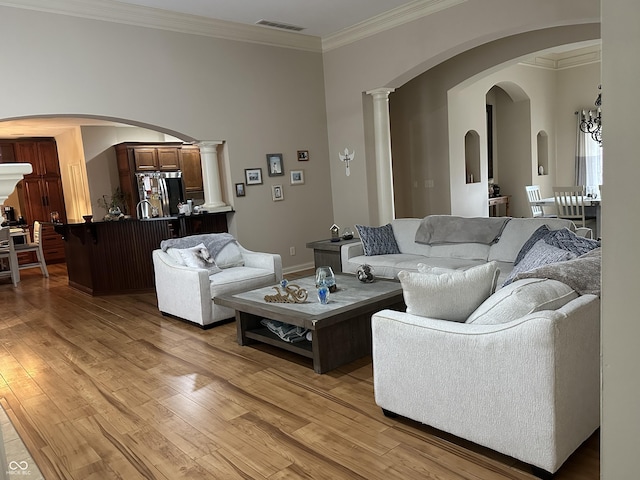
[130,144,181,172]
[7,138,67,264]
[115,142,204,215]
[180,145,204,199]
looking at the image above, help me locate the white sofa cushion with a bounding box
[466,278,579,325]
[488,217,575,263]
[215,242,245,268]
[398,261,499,322]
[391,219,430,255]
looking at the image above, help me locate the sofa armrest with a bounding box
[371,294,600,473]
[152,249,212,325]
[341,241,364,270]
[240,247,283,281]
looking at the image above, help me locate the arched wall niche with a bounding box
[464,130,480,184]
[537,131,549,176]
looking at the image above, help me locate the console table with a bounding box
[488,195,511,217]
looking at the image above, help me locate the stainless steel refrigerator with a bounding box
[135,171,185,218]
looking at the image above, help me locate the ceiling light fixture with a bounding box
[579,85,602,146]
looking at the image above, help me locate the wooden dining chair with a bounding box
[14,221,49,278]
[553,186,588,228]
[0,227,20,286]
[525,185,556,218]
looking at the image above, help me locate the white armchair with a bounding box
[371,294,600,477]
[153,239,282,327]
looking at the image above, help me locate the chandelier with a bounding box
[579,85,602,146]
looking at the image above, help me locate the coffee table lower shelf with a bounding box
[244,326,313,359]
[215,274,405,374]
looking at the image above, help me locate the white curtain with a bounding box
[575,111,603,196]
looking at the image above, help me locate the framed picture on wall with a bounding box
[297,150,309,161]
[235,183,246,197]
[272,185,284,201]
[290,170,304,185]
[245,168,263,185]
[267,153,284,176]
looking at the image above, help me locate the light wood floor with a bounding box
[0,265,599,480]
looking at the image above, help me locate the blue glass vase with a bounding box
[317,285,330,304]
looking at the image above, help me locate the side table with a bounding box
[305,238,360,273]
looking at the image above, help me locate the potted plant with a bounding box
[97,187,127,220]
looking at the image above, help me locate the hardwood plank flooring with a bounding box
[0,265,599,479]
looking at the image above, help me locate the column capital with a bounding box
[197,141,224,152]
[366,87,396,99]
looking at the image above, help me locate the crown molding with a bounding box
[0,0,323,52]
[0,0,466,54]
[322,0,468,52]
[520,44,601,70]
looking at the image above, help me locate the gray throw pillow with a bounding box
[503,239,576,286]
[543,227,600,256]
[513,225,551,266]
[355,224,401,256]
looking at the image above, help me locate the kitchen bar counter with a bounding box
[56,212,231,295]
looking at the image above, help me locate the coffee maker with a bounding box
[3,206,16,224]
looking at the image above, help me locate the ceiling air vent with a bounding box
[256,20,305,32]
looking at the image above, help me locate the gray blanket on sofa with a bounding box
[160,233,236,257]
[514,247,601,296]
[415,215,510,245]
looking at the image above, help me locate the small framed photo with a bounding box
[235,183,245,197]
[245,168,263,185]
[297,150,309,161]
[267,153,284,177]
[290,170,305,185]
[272,184,284,201]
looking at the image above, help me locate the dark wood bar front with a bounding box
[56,213,230,295]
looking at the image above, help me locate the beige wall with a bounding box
[601,0,640,477]
[323,0,600,229]
[0,6,331,271]
[389,39,599,220]
[555,62,603,186]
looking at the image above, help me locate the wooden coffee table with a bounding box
[214,274,404,373]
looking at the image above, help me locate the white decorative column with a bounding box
[366,87,396,225]
[198,141,227,211]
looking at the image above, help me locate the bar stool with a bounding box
[14,221,49,278]
[0,226,20,286]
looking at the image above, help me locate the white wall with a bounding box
[601,0,640,477]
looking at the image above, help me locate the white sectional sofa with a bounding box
[342,216,578,285]
[349,216,601,477]
[152,233,282,327]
